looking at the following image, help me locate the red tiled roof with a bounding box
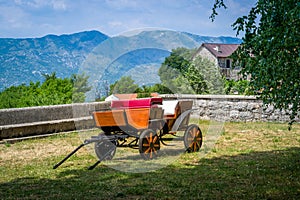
[202,43,239,58]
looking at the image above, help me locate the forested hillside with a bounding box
[0,31,109,91]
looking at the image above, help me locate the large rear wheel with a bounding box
[139,129,160,160]
[184,124,202,153]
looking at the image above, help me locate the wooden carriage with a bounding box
[54,97,202,170]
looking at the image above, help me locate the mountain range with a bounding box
[0,30,242,98]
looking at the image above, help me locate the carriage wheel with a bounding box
[94,138,117,161]
[184,124,202,153]
[139,129,160,160]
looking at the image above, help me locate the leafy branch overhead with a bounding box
[211,0,300,127]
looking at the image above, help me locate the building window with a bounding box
[226,59,231,68]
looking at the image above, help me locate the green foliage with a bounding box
[225,79,253,95]
[163,47,193,74]
[159,47,225,94]
[211,0,300,126]
[184,63,208,94]
[0,72,91,109]
[71,73,92,103]
[149,84,173,94]
[109,76,139,95]
[135,84,174,98]
[108,76,173,98]
[210,0,227,22]
[192,56,224,94]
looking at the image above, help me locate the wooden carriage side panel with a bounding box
[165,100,193,132]
[150,107,164,120]
[178,101,193,129]
[149,107,164,130]
[179,101,193,113]
[125,108,150,130]
[93,110,127,127]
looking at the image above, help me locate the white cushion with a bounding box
[160,100,178,115]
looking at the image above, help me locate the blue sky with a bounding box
[0,0,256,38]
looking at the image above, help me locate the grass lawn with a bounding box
[0,121,299,199]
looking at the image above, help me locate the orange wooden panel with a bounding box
[125,108,150,130]
[93,110,126,127]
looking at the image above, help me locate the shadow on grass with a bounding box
[1,147,299,199]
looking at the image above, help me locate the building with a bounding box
[194,43,240,79]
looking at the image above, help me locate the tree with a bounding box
[192,56,224,94]
[225,79,253,95]
[110,76,139,94]
[0,73,91,108]
[107,77,173,99]
[71,73,92,103]
[211,0,300,128]
[150,84,173,94]
[159,47,224,94]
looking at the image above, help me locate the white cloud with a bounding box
[14,0,67,10]
[0,5,29,27]
[0,0,257,38]
[104,0,138,10]
[108,21,123,27]
[51,0,67,10]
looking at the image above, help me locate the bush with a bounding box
[0,72,91,109]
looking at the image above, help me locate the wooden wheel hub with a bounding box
[139,129,160,159]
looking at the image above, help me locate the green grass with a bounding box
[0,121,299,199]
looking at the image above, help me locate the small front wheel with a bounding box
[94,136,117,161]
[139,129,160,160]
[184,124,202,153]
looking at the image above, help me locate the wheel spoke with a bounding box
[184,125,203,152]
[149,132,153,143]
[143,143,150,147]
[195,143,199,151]
[189,130,195,138]
[191,142,195,151]
[145,147,151,153]
[192,127,195,133]
[149,150,153,159]
[152,135,158,143]
[146,136,150,143]
[194,130,199,137]
[139,129,160,159]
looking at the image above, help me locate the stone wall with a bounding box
[0,102,110,139]
[162,94,299,123]
[1,95,298,140]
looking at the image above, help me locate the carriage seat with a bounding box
[111,97,163,109]
[160,100,179,119]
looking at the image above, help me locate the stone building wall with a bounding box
[194,46,217,65]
